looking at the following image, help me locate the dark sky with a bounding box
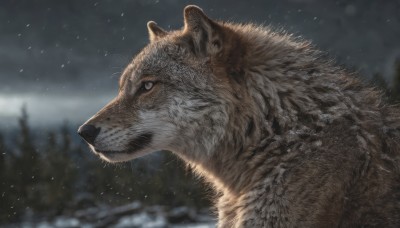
[0,0,399,128]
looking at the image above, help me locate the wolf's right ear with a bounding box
[183,5,223,57]
[147,21,167,42]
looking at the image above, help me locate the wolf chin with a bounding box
[78,5,400,227]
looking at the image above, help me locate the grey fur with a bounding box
[79,5,400,227]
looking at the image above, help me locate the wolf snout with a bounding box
[77,124,101,145]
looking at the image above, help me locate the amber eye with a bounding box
[141,81,154,91]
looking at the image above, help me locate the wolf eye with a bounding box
[141,81,154,91]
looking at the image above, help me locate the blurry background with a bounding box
[0,0,399,227]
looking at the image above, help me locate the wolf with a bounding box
[78,5,400,227]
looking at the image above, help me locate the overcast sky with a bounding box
[0,0,399,129]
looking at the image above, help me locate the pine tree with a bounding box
[371,73,387,91]
[0,132,10,222]
[0,132,6,178]
[391,59,400,102]
[60,121,71,154]
[11,105,42,215]
[40,127,77,215]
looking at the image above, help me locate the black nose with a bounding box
[77,124,101,145]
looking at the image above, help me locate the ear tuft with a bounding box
[147,21,167,42]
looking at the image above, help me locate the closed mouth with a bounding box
[96,149,129,154]
[95,132,154,155]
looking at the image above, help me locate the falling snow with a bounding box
[0,1,399,227]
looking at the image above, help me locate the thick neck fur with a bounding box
[183,23,384,196]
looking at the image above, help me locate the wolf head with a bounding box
[78,6,248,163]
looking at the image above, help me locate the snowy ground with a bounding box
[20,217,215,228]
[4,202,215,228]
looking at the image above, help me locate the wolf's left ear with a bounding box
[147,21,168,42]
[183,5,223,56]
